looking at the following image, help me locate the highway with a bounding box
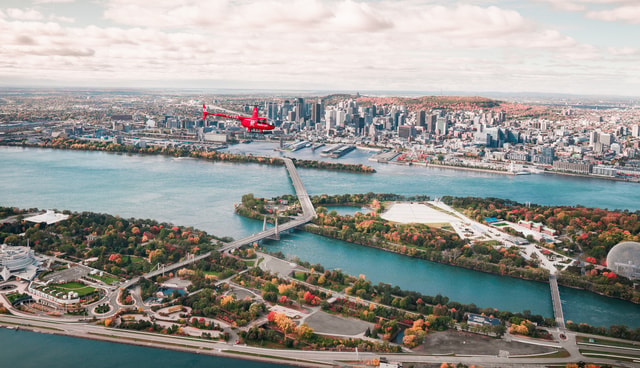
[282,157,317,219]
[2,313,639,368]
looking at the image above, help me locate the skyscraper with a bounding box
[310,100,322,125]
[295,98,305,123]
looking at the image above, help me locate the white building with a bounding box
[0,244,41,281]
[28,282,80,305]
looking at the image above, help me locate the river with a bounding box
[0,328,291,368]
[1,145,639,329]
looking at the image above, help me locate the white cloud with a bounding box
[607,46,639,56]
[49,15,75,23]
[32,0,76,3]
[532,0,638,12]
[532,0,640,24]
[586,5,640,24]
[6,8,44,21]
[0,0,638,94]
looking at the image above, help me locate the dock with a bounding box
[369,150,399,163]
[287,140,310,152]
[319,144,355,158]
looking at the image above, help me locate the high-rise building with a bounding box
[281,100,292,122]
[310,100,322,124]
[417,110,426,127]
[426,114,438,133]
[398,125,415,139]
[336,110,346,127]
[265,102,278,121]
[632,125,640,137]
[436,117,448,135]
[295,98,305,123]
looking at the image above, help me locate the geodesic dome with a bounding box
[606,241,640,280]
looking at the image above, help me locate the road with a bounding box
[549,274,566,329]
[2,314,638,368]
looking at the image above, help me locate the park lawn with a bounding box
[50,282,96,297]
[243,260,255,267]
[423,222,452,229]
[204,270,222,277]
[577,336,640,349]
[130,256,148,265]
[324,282,348,292]
[6,292,28,303]
[476,240,501,247]
[88,273,119,285]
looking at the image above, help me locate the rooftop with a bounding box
[25,210,70,225]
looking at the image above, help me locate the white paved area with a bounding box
[24,210,69,224]
[381,203,459,224]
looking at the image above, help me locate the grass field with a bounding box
[88,273,119,285]
[577,336,640,349]
[579,349,640,362]
[50,282,96,297]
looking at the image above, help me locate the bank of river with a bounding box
[1,146,639,328]
[262,231,640,328]
[0,328,292,368]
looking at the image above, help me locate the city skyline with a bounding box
[1,0,639,96]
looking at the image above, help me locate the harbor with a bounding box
[368,149,400,163]
[319,144,356,158]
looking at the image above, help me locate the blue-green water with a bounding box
[265,232,639,328]
[1,146,639,329]
[323,206,367,216]
[0,328,290,368]
[227,142,640,211]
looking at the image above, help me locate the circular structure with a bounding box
[606,241,640,280]
[0,284,17,292]
[0,244,39,281]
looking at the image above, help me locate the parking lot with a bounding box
[42,265,91,283]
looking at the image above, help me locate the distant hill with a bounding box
[356,95,551,118]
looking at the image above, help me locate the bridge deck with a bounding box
[549,274,565,329]
[122,158,315,288]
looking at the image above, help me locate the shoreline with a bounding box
[399,160,640,184]
[300,227,640,307]
[0,319,332,368]
[424,163,514,176]
[0,142,376,175]
[234,204,639,308]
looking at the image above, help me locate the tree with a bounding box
[296,323,314,340]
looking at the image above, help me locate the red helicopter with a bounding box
[202,104,275,133]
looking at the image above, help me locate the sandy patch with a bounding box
[381,203,459,225]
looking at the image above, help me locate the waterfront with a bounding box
[1,146,639,329]
[0,328,291,368]
[226,142,640,211]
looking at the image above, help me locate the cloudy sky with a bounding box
[1,0,639,95]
